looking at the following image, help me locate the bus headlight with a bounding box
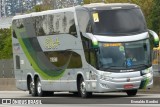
[145,73,152,78]
[141,68,152,75]
[142,68,153,79]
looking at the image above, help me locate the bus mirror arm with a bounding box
[89,47,100,53]
[94,47,99,53]
[148,29,159,48]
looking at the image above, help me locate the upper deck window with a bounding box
[34,12,77,37]
[92,8,147,36]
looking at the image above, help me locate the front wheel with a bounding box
[126,89,137,96]
[78,77,92,98]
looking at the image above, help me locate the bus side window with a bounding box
[16,55,20,69]
[83,40,90,63]
[90,49,96,68]
[82,38,96,68]
[89,41,97,68]
[69,23,77,36]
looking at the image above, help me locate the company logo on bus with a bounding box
[45,37,60,49]
[126,78,130,82]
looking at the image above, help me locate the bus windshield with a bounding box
[98,39,151,71]
[92,8,147,35]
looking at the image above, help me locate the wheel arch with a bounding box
[34,74,39,83]
[27,74,33,91]
[76,73,84,91]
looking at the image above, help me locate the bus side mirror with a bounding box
[149,30,159,48]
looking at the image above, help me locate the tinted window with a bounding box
[44,51,82,69]
[81,36,97,67]
[92,9,147,36]
[35,12,77,37]
[16,55,20,69]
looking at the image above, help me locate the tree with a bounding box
[149,0,160,35]
[33,0,54,12]
[83,0,90,4]
[0,28,12,59]
[34,5,43,12]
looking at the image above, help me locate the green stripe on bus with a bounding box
[14,27,65,80]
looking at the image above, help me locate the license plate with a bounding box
[124,84,134,89]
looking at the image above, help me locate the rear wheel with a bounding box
[29,79,37,96]
[126,89,137,96]
[37,78,45,97]
[78,77,92,98]
[36,78,54,97]
[28,78,32,94]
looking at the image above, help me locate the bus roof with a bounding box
[12,6,76,20]
[12,3,139,20]
[83,3,139,10]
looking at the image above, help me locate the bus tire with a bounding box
[36,77,45,97]
[126,89,137,96]
[28,78,32,94]
[30,80,37,96]
[78,77,92,98]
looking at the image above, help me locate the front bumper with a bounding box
[86,73,153,92]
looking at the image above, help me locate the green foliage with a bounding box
[149,0,160,35]
[0,28,12,59]
[33,5,43,12]
[33,4,53,12]
[33,0,54,12]
[83,0,90,4]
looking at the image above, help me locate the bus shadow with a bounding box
[43,92,144,99]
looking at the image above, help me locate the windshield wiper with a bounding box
[140,64,150,68]
[103,66,122,70]
[131,64,150,68]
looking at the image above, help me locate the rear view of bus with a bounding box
[76,3,159,97]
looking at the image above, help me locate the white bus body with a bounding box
[12,3,159,98]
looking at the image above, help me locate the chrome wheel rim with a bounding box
[30,81,34,93]
[80,81,86,95]
[37,81,42,94]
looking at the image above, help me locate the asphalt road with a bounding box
[0,91,160,107]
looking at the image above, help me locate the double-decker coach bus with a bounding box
[12,3,159,98]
